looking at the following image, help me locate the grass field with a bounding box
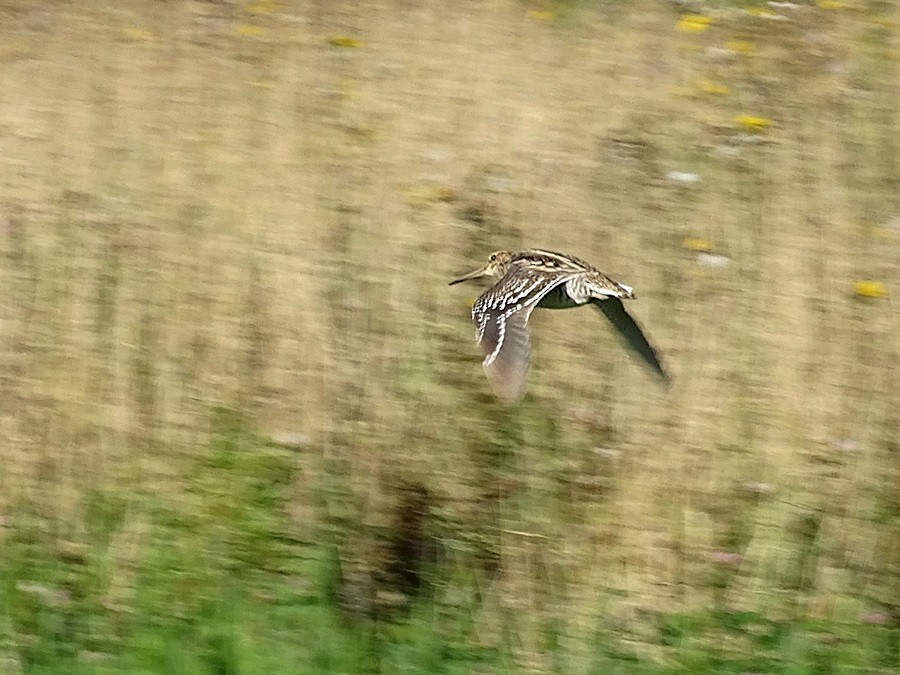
[0,0,898,672]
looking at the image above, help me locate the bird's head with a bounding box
[448,250,513,286]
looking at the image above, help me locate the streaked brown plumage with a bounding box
[449,249,669,401]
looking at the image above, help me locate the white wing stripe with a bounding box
[483,314,506,367]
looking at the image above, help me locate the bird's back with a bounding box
[512,250,634,302]
[510,249,596,275]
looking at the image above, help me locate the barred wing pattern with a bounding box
[472,267,574,401]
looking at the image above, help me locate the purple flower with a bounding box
[859,611,889,625]
[831,438,859,452]
[711,551,742,566]
[744,481,774,495]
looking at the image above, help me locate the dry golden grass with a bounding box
[0,0,897,670]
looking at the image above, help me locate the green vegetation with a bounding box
[1,410,895,673]
[0,0,897,672]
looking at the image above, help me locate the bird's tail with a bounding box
[592,298,669,384]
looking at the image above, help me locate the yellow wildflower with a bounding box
[236,24,264,37]
[869,226,895,239]
[734,114,772,131]
[701,80,730,95]
[816,0,846,9]
[432,186,455,202]
[123,27,154,41]
[725,40,753,54]
[245,0,277,14]
[403,185,455,206]
[683,237,712,252]
[747,8,779,18]
[853,281,888,298]
[678,15,712,33]
[328,36,361,48]
[527,10,554,21]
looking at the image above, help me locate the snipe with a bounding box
[449,249,669,401]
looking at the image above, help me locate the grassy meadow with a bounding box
[0,0,898,672]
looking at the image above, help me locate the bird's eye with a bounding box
[489,254,496,261]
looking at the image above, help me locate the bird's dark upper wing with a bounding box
[472,267,574,401]
[593,297,669,383]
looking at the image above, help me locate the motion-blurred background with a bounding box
[1,1,897,672]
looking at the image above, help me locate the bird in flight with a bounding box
[449,249,669,401]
